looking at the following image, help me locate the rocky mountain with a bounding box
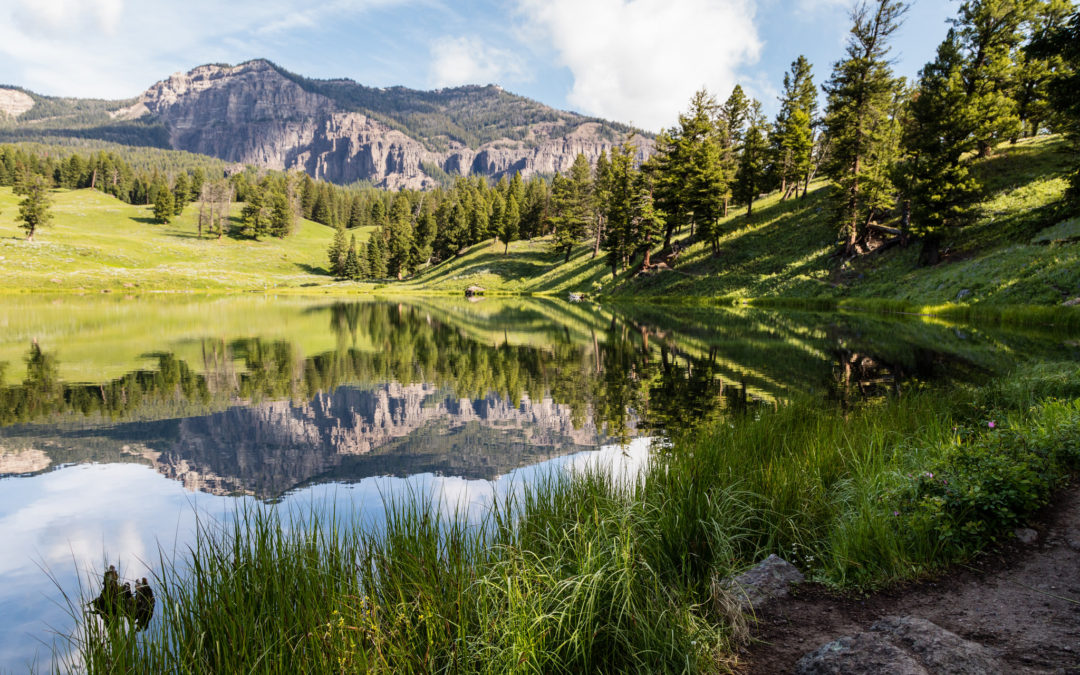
[2,382,619,498]
[2,60,652,189]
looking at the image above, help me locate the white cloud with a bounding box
[516,0,762,131]
[0,0,413,98]
[429,36,528,88]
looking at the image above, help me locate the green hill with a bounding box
[0,187,353,291]
[404,135,1080,308]
[1,135,1077,308]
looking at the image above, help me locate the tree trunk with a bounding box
[593,217,603,259]
[899,199,911,247]
[643,246,651,268]
[918,236,940,266]
[723,197,729,217]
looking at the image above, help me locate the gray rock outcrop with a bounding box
[113,60,653,189]
[795,616,1006,674]
[724,554,805,611]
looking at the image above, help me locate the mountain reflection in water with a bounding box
[0,296,1077,670]
[1,298,1076,500]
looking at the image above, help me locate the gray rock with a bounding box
[1063,297,1080,307]
[1014,527,1039,545]
[796,616,1005,675]
[114,60,653,190]
[956,289,972,301]
[724,554,804,611]
[796,633,926,674]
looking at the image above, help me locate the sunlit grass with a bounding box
[62,362,1080,673]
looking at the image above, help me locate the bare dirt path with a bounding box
[738,485,1080,674]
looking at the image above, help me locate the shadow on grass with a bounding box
[295,262,331,276]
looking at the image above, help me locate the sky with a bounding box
[0,0,956,132]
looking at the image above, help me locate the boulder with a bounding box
[956,289,972,301]
[723,554,804,611]
[796,616,1005,675]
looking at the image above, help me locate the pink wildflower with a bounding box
[988,421,996,429]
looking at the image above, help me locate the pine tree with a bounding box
[500,196,520,254]
[734,101,770,218]
[823,0,909,255]
[343,235,361,280]
[953,0,1033,156]
[328,223,348,277]
[772,56,818,200]
[153,182,175,224]
[1028,6,1080,205]
[411,205,437,269]
[386,196,414,280]
[269,189,295,238]
[239,185,269,239]
[655,91,727,250]
[15,172,52,241]
[367,231,388,278]
[549,154,594,263]
[902,30,982,265]
[173,173,190,216]
[1012,0,1074,140]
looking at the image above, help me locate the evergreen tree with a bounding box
[343,235,361,280]
[153,182,175,224]
[239,185,270,239]
[548,154,594,263]
[772,56,818,199]
[500,196,520,254]
[15,172,52,241]
[953,0,1033,156]
[328,222,348,277]
[269,188,295,238]
[902,30,982,265]
[734,101,770,218]
[655,91,727,250]
[173,173,190,216]
[411,204,437,269]
[1012,0,1074,140]
[367,231,388,278]
[823,0,909,255]
[1028,6,1080,205]
[386,195,414,280]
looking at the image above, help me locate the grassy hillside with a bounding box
[1,135,1076,306]
[0,187,357,291]
[404,135,1079,307]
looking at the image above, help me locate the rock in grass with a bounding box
[795,616,1004,675]
[724,554,804,611]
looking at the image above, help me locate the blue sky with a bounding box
[0,0,955,131]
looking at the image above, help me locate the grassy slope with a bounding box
[1,136,1075,303]
[0,187,361,291]
[406,135,1079,306]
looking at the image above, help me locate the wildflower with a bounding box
[988,421,996,429]
[893,511,900,516]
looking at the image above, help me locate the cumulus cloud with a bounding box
[516,0,762,131]
[429,36,528,88]
[0,0,412,98]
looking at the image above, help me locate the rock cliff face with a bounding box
[147,382,609,497]
[115,60,652,189]
[0,89,35,118]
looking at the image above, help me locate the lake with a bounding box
[0,295,1076,671]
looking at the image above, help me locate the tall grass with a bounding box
[64,362,1080,673]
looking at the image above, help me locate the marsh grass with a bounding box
[64,363,1080,673]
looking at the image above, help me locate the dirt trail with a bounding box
[739,485,1080,674]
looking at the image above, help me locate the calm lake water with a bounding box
[0,295,1076,671]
